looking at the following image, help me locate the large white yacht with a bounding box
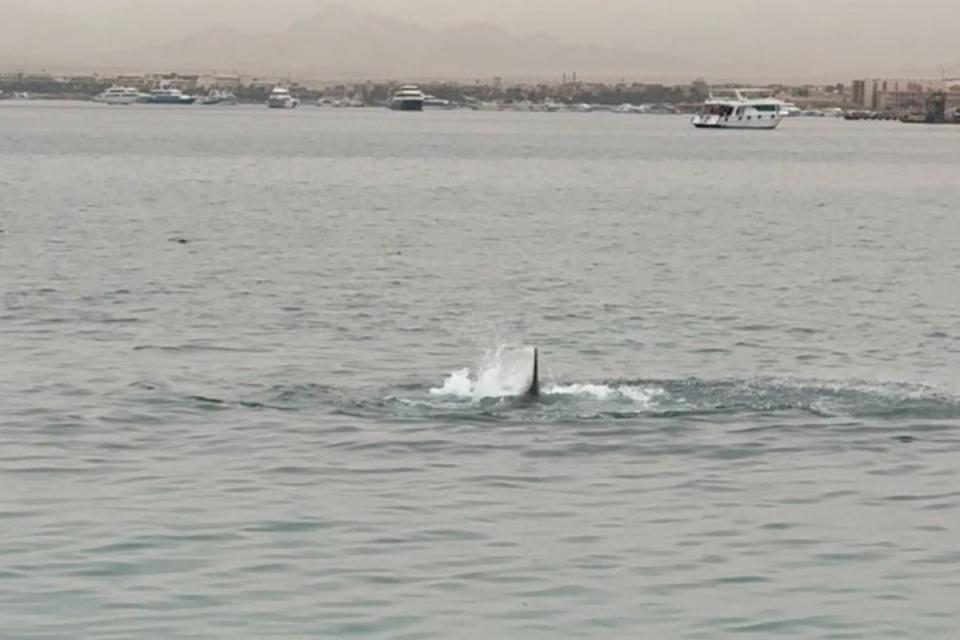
[267,87,299,109]
[390,85,425,111]
[692,88,786,129]
[93,86,145,105]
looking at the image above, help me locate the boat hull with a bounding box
[691,114,782,129]
[390,99,424,111]
[94,96,141,105]
[145,97,197,105]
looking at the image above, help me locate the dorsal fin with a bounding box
[525,347,540,398]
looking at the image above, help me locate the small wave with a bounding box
[355,374,960,423]
[545,383,664,407]
[133,344,272,353]
[124,342,960,424]
[134,374,960,423]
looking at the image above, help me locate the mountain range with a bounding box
[3,4,688,80]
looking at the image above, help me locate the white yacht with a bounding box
[692,88,786,129]
[267,87,299,109]
[390,85,425,111]
[93,86,145,105]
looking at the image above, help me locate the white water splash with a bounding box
[431,345,537,400]
[546,383,664,408]
[430,345,663,408]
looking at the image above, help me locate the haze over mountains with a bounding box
[3,0,960,81]
[3,4,686,80]
[139,6,688,80]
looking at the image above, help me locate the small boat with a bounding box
[93,86,145,105]
[613,103,642,114]
[423,94,456,110]
[200,89,238,106]
[780,102,803,117]
[466,101,499,111]
[390,85,425,111]
[642,103,682,115]
[317,96,365,108]
[267,87,299,109]
[144,86,197,105]
[691,88,785,130]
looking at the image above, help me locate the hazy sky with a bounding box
[5,0,960,79]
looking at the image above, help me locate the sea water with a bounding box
[2,102,960,638]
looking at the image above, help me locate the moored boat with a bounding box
[780,102,803,117]
[691,88,785,129]
[145,86,196,105]
[200,89,239,105]
[390,85,425,111]
[423,94,456,110]
[267,87,299,109]
[93,86,145,105]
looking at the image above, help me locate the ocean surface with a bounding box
[2,101,960,638]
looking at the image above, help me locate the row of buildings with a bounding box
[851,78,960,115]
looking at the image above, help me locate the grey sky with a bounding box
[5,0,960,80]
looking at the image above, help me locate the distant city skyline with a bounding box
[3,0,960,81]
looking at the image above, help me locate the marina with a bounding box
[3,71,960,127]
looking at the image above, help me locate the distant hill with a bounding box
[35,4,688,80]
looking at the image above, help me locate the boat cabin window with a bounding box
[754,104,778,112]
[704,104,734,116]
